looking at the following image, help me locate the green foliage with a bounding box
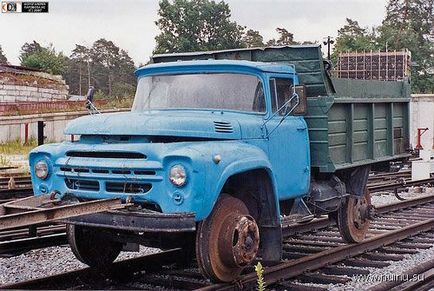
[20,42,68,75]
[112,82,135,99]
[0,45,8,64]
[0,138,37,156]
[19,40,42,62]
[93,89,107,100]
[255,262,265,291]
[67,44,91,96]
[154,0,246,54]
[243,29,264,48]
[266,28,298,46]
[0,155,11,167]
[332,18,377,62]
[65,39,136,97]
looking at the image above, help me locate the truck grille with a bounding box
[65,179,152,194]
[60,167,156,176]
[106,182,152,193]
[66,151,146,159]
[65,179,100,191]
[214,121,233,133]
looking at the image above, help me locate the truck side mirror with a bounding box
[293,85,307,115]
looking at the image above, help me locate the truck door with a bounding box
[266,77,310,200]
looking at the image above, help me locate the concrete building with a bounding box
[0,64,69,102]
[411,94,434,150]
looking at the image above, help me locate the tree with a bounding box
[67,44,91,95]
[154,0,245,54]
[242,29,264,48]
[90,39,136,96]
[0,45,8,64]
[332,18,377,59]
[19,41,43,63]
[266,28,298,46]
[64,39,136,97]
[20,43,68,75]
[377,0,434,93]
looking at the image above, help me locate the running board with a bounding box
[0,193,130,231]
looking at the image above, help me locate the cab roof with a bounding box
[135,59,296,77]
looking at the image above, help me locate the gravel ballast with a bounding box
[0,245,159,285]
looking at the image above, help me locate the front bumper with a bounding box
[62,209,196,232]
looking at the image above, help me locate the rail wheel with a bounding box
[196,194,260,282]
[67,224,122,269]
[337,189,371,243]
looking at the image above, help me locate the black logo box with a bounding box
[22,2,49,13]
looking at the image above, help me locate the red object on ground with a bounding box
[24,123,29,145]
[416,127,429,150]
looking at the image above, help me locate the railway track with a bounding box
[3,192,434,290]
[0,175,33,203]
[0,224,67,256]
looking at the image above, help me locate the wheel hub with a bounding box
[353,196,369,227]
[219,214,260,267]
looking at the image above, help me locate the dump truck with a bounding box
[29,45,411,282]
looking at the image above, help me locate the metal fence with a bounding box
[333,50,411,81]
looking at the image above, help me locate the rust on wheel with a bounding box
[196,194,260,282]
[338,189,371,243]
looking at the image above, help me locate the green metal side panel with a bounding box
[306,86,411,173]
[332,78,411,99]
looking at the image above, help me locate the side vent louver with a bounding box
[214,121,233,133]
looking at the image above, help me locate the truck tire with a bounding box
[67,224,122,269]
[196,194,260,282]
[337,189,371,243]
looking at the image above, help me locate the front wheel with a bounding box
[196,194,260,282]
[67,225,122,269]
[337,189,371,243]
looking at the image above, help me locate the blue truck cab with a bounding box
[29,45,410,282]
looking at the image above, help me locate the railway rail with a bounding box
[2,190,434,290]
[0,224,66,256]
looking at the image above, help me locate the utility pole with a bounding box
[323,36,335,60]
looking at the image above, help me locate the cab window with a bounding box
[270,78,294,115]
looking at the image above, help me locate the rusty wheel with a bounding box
[67,224,122,269]
[337,189,371,243]
[196,194,260,282]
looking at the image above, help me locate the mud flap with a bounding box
[260,225,282,265]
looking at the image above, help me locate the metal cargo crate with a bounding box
[306,78,410,173]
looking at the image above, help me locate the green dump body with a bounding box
[152,45,411,174]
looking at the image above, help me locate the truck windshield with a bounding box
[132,73,265,113]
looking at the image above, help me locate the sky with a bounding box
[0,0,388,66]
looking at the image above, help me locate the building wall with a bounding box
[0,65,69,102]
[0,84,68,102]
[411,94,434,150]
[0,109,126,143]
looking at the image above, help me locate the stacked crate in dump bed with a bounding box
[152,45,411,174]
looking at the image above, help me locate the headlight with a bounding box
[169,164,187,187]
[35,160,49,180]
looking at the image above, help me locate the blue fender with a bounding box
[192,141,280,222]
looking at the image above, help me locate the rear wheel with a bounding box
[337,189,371,243]
[196,194,260,282]
[67,224,122,269]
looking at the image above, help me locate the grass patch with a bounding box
[0,155,12,167]
[0,138,38,156]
